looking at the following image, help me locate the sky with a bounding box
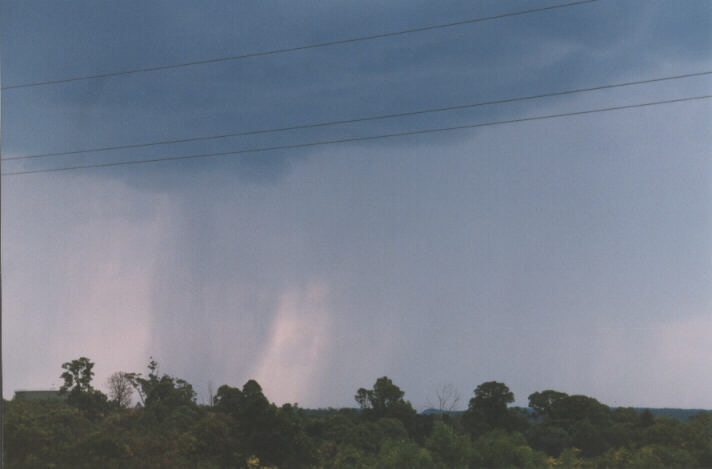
[0,0,710,410]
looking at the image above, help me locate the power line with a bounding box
[4,94,709,177]
[2,0,597,91]
[7,70,710,163]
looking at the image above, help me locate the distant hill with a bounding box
[421,408,465,416]
[421,407,711,422]
[631,408,710,422]
[303,406,710,422]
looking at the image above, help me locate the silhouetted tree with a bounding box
[60,357,95,394]
[59,357,108,419]
[528,389,568,420]
[463,381,514,435]
[355,376,430,441]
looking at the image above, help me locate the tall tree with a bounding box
[354,377,430,441]
[58,357,108,419]
[355,376,412,419]
[528,390,569,420]
[463,381,515,434]
[59,357,95,394]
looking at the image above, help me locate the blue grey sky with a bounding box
[1,0,710,409]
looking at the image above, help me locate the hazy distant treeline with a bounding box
[6,357,712,468]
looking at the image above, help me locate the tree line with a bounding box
[5,356,712,468]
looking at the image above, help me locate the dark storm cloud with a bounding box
[3,0,708,187]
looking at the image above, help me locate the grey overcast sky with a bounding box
[1,0,710,409]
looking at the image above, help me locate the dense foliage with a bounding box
[6,357,711,468]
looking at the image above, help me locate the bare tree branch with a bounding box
[107,371,134,409]
[435,383,461,413]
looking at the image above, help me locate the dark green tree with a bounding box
[544,394,613,457]
[355,376,428,441]
[125,357,159,406]
[60,357,95,394]
[425,421,472,467]
[526,423,572,457]
[639,408,656,427]
[355,377,411,419]
[550,394,611,427]
[686,411,712,466]
[462,381,514,435]
[140,364,197,424]
[376,439,434,468]
[214,380,316,468]
[528,390,568,420]
[5,399,93,467]
[473,429,548,468]
[59,357,108,419]
[188,412,236,467]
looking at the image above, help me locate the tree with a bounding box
[355,377,407,416]
[464,381,514,432]
[215,379,270,420]
[189,412,235,466]
[5,398,93,467]
[551,394,611,428]
[60,357,95,394]
[425,421,472,467]
[107,371,133,408]
[537,394,612,457]
[125,357,159,406]
[122,357,197,424]
[59,357,108,419]
[639,408,655,428]
[526,423,572,456]
[376,439,434,469]
[473,429,548,468]
[355,376,423,440]
[355,376,416,421]
[214,383,246,415]
[354,377,434,444]
[528,390,568,420]
[144,376,196,409]
[214,380,317,467]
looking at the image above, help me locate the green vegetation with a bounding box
[5,357,711,468]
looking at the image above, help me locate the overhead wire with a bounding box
[6,70,710,163]
[4,94,709,177]
[2,0,597,91]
